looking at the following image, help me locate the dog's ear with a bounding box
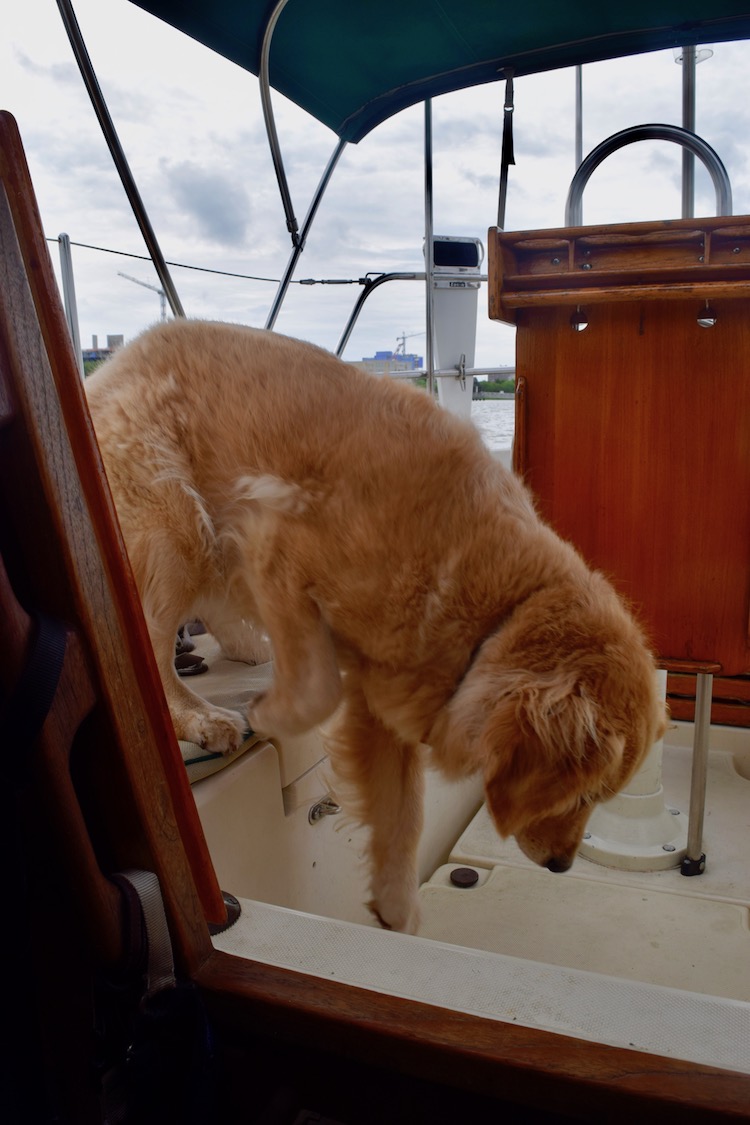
[480,668,625,838]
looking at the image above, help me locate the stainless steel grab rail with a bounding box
[565,124,732,226]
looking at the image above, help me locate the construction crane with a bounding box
[395,330,425,355]
[118,271,168,321]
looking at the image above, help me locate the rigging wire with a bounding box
[45,236,363,287]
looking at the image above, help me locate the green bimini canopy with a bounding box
[128,0,750,141]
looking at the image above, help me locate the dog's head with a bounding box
[431,576,667,873]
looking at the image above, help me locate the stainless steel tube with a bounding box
[565,123,732,226]
[56,0,185,318]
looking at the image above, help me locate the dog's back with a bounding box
[86,320,555,667]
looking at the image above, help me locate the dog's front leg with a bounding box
[247,591,342,738]
[148,617,248,752]
[331,687,424,935]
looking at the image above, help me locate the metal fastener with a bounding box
[308,796,341,824]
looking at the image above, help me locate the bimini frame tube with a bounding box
[259,0,299,247]
[265,137,348,330]
[56,0,185,318]
[259,0,349,330]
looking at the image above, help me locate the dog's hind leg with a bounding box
[330,684,424,934]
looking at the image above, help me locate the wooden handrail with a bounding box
[196,949,750,1122]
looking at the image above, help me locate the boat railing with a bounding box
[334,270,488,359]
[565,123,733,226]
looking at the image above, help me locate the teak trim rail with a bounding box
[488,215,750,323]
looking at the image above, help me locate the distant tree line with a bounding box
[480,378,515,394]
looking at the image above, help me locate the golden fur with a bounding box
[87,319,666,933]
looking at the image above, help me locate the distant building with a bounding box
[82,333,124,365]
[359,350,424,376]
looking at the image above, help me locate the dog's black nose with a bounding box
[545,856,572,873]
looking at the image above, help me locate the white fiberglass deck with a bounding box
[418,727,750,1002]
[212,897,750,1074]
[190,646,750,1073]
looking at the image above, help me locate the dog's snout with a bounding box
[545,855,572,874]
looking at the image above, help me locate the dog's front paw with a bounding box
[177,705,247,754]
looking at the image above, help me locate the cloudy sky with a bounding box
[3,0,750,367]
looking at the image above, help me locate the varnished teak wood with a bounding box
[0,109,224,950]
[491,219,750,675]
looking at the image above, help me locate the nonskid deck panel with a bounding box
[418,732,750,1001]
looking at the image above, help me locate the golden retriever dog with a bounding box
[87,319,666,933]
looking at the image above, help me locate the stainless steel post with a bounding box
[424,100,435,398]
[575,66,583,170]
[681,671,712,875]
[681,44,697,218]
[57,233,84,379]
[265,138,347,330]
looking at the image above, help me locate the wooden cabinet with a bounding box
[488,217,750,674]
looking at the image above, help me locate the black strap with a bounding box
[99,872,218,1125]
[3,611,68,767]
[497,68,516,229]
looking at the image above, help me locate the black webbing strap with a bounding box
[3,611,68,770]
[100,871,218,1124]
[497,68,516,230]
